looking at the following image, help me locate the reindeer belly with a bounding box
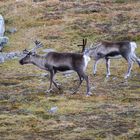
[53,66,71,71]
[106,51,121,59]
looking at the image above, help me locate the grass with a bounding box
[0,0,140,139]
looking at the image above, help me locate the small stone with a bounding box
[7,28,17,34]
[0,36,9,51]
[48,106,58,114]
[0,51,21,63]
[62,70,74,77]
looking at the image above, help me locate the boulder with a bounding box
[0,36,9,51]
[7,27,17,34]
[0,54,4,63]
[0,51,22,64]
[0,15,5,37]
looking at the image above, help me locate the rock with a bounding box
[7,28,17,34]
[62,70,74,77]
[0,51,22,64]
[48,106,58,114]
[0,36,9,51]
[5,52,18,59]
[0,54,4,63]
[40,73,49,77]
[0,15,5,37]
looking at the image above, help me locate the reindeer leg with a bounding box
[76,70,91,96]
[82,73,92,96]
[122,53,132,79]
[52,70,61,90]
[124,58,133,79]
[48,70,60,92]
[72,72,83,94]
[93,59,99,75]
[132,53,140,67]
[105,58,111,78]
[52,81,61,90]
[47,70,54,93]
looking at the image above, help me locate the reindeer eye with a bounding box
[28,52,32,55]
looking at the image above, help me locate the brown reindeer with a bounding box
[19,41,91,96]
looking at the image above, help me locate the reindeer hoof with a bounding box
[106,75,110,78]
[46,89,53,93]
[71,91,77,94]
[86,92,92,97]
[57,85,62,90]
[58,87,62,90]
[124,75,130,79]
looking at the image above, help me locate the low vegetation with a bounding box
[0,0,140,139]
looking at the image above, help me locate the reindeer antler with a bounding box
[77,38,87,53]
[30,40,43,52]
[22,41,43,54]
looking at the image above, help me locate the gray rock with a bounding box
[7,28,17,34]
[0,51,22,63]
[0,36,9,51]
[0,15,5,37]
[5,52,18,59]
[62,70,74,77]
[0,54,4,63]
[48,106,58,114]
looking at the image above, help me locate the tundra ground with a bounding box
[0,0,140,139]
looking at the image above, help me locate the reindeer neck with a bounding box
[31,54,46,70]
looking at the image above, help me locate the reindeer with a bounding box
[19,41,91,96]
[79,39,140,79]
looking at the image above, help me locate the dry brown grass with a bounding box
[0,0,140,139]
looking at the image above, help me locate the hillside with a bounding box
[0,0,140,139]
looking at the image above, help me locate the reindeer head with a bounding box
[19,40,43,65]
[85,43,103,59]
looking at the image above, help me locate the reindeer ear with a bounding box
[34,40,40,45]
[23,49,29,54]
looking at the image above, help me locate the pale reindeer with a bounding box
[19,41,91,96]
[79,39,140,79]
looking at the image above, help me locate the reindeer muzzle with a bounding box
[19,59,24,65]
